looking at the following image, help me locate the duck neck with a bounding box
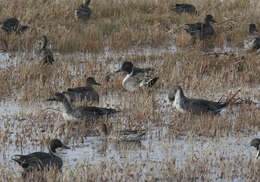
[43,37,48,49]
[48,145,59,158]
[61,98,73,113]
[174,88,186,103]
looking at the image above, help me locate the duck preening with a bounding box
[63,77,100,104]
[0,17,29,34]
[185,15,216,44]
[109,61,158,92]
[75,0,92,21]
[168,85,228,114]
[12,139,70,175]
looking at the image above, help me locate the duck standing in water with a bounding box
[185,15,216,44]
[244,24,260,51]
[47,92,120,127]
[12,139,70,176]
[63,77,100,105]
[108,61,159,92]
[75,0,92,21]
[39,36,55,65]
[0,17,29,34]
[168,85,228,115]
[171,3,197,14]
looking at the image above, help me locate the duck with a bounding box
[110,61,159,92]
[250,138,260,159]
[171,3,197,14]
[12,139,70,175]
[47,92,120,123]
[0,17,29,34]
[75,0,91,21]
[168,85,228,114]
[244,24,260,51]
[63,77,100,104]
[185,15,216,44]
[39,36,55,65]
[97,123,146,142]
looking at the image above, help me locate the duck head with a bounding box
[168,85,183,101]
[205,15,216,23]
[116,61,134,74]
[49,139,70,153]
[86,77,101,86]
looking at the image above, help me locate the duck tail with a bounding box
[147,77,159,87]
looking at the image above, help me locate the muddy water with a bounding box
[0,46,259,181]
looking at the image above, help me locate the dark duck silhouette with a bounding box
[12,139,70,176]
[168,85,228,115]
[0,17,29,34]
[185,15,216,44]
[244,24,260,51]
[39,36,55,65]
[63,77,100,104]
[171,3,197,14]
[75,0,92,21]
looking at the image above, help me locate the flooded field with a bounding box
[0,44,260,181]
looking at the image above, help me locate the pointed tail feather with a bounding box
[147,77,159,87]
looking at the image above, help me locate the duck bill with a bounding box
[115,68,122,73]
[94,81,101,86]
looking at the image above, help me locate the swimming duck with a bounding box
[250,138,260,159]
[47,92,120,123]
[98,123,146,142]
[75,0,91,21]
[12,139,70,175]
[0,17,29,34]
[112,61,159,92]
[171,3,197,14]
[168,85,228,114]
[244,24,260,51]
[39,36,54,65]
[63,77,100,104]
[185,15,216,44]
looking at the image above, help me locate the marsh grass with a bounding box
[0,0,259,52]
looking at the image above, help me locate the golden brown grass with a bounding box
[0,0,260,52]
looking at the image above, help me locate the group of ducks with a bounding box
[7,1,260,178]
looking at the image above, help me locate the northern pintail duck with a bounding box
[98,123,146,142]
[39,36,54,65]
[47,92,119,123]
[0,17,29,34]
[244,24,260,51]
[12,139,70,175]
[63,77,100,104]
[75,0,91,21]
[185,15,216,44]
[168,85,228,114]
[250,138,260,159]
[171,3,197,14]
[112,61,159,92]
